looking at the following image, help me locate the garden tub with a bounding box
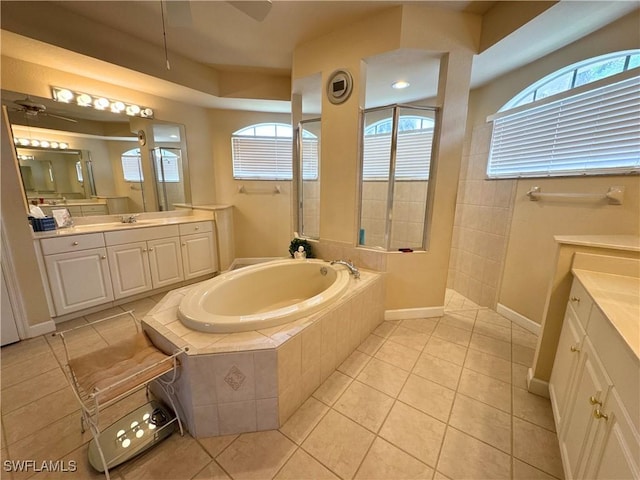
[178,258,350,333]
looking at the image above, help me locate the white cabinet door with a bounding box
[44,247,113,315]
[148,237,184,288]
[550,306,585,431]
[107,242,152,299]
[559,338,612,479]
[583,388,640,480]
[181,232,217,280]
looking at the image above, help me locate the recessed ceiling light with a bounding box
[391,80,410,89]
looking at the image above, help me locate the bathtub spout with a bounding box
[330,260,360,279]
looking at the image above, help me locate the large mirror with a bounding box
[2,90,191,217]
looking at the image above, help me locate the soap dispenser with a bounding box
[294,245,306,259]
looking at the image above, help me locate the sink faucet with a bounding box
[121,214,139,224]
[330,259,360,279]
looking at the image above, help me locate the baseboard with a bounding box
[385,306,444,321]
[26,319,56,338]
[527,367,550,398]
[496,303,541,335]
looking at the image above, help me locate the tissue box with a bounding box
[31,217,57,232]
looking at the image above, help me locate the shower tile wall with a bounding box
[361,181,427,249]
[302,180,320,239]
[448,123,517,308]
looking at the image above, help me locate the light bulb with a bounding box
[126,104,141,116]
[116,429,126,438]
[135,428,144,438]
[50,142,59,149]
[56,89,74,103]
[59,143,69,149]
[111,101,125,113]
[122,438,131,448]
[391,80,410,89]
[30,140,40,147]
[141,108,153,118]
[94,97,109,110]
[77,94,92,107]
[40,141,50,148]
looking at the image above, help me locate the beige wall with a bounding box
[293,5,479,310]
[209,109,293,258]
[451,10,640,322]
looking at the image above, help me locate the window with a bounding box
[358,105,437,251]
[487,51,640,178]
[152,148,181,183]
[363,115,434,180]
[75,161,83,182]
[232,123,297,180]
[121,148,143,182]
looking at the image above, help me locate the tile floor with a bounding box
[1,290,564,480]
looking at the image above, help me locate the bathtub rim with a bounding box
[177,258,350,333]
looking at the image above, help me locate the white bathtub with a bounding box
[178,259,350,333]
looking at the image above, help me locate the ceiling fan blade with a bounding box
[228,0,272,21]
[45,112,78,123]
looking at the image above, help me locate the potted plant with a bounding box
[289,238,314,258]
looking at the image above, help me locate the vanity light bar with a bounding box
[14,137,69,149]
[51,87,154,118]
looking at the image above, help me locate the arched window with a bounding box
[231,123,318,180]
[121,148,143,182]
[487,50,640,178]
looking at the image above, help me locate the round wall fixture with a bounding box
[137,130,147,146]
[326,69,353,105]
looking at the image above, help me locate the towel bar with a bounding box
[526,186,624,205]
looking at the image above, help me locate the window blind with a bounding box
[154,155,180,183]
[362,129,433,180]
[232,136,293,180]
[122,155,143,182]
[301,139,319,181]
[488,75,640,178]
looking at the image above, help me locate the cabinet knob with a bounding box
[570,296,580,303]
[593,408,609,421]
[570,345,581,353]
[149,247,154,252]
[142,249,147,252]
[589,396,602,406]
[195,226,200,230]
[182,243,186,246]
[72,241,79,246]
[101,255,106,260]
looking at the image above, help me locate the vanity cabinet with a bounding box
[105,226,184,300]
[550,275,640,480]
[179,222,217,279]
[41,233,114,316]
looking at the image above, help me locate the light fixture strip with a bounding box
[14,137,69,149]
[51,87,154,118]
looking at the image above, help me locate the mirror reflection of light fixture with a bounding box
[51,87,154,119]
[391,80,410,89]
[14,137,69,149]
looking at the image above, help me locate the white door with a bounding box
[181,232,217,280]
[148,237,184,288]
[107,242,152,299]
[44,247,114,315]
[1,267,20,346]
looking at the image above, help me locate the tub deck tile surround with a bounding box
[0,289,564,480]
[142,269,386,437]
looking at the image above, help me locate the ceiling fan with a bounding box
[12,96,78,123]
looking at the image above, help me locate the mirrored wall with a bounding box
[2,90,191,216]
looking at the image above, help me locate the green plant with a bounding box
[289,238,314,258]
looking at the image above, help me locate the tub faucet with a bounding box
[330,260,360,279]
[121,214,139,224]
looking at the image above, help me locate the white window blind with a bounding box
[122,150,143,182]
[363,129,433,180]
[154,150,180,183]
[301,138,319,181]
[232,136,293,180]
[488,75,640,178]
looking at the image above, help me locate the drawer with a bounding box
[179,221,213,236]
[41,232,105,255]
[81,205,108,215]
[104,225,180,246]
[569,277,593,329]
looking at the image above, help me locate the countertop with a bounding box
[32,212,214,239]
[556,234,640,252]
[572,268,640,359]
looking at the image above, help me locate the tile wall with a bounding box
[448,123,517,308]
